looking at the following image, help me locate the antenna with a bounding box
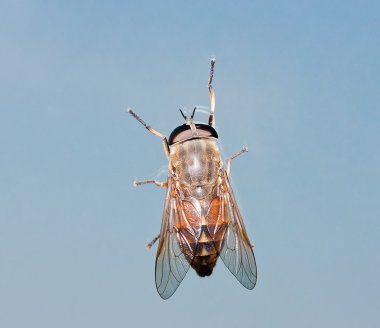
[179,108,187,120]
[191,107,196,119]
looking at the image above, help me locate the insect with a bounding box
[128,59,257,299]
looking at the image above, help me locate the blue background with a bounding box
[1,1,379,327]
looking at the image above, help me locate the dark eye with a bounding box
[195,124,218,139]
[168,125,191,145]
[168,124,218,145]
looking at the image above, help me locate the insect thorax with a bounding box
[169,138,222,198]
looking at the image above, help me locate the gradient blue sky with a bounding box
[1,1,379,327]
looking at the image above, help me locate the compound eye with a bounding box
[195,126,213,138]
[170,129,193,144]
[168,125,191,145]
[168,123,218,145]
[195,124,218,139]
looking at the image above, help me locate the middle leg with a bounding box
[226,146,248,177]
[133,179,168,188]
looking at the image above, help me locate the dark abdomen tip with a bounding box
[191,254,218,277]
[195,265,214,277]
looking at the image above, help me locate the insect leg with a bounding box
[226,146,248,177]
[208,58,216,127]
[133,180,168,188]
[146,233,160,249]
[127,108,170,159]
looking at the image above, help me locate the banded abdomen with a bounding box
[177,193,228,277]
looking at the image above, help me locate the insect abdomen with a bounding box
[191,225,218,276]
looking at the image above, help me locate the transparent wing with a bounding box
[155,180,191,299]
[219,173,257,289]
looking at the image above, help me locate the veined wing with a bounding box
[219,172,257,289]
[155,178,198,299]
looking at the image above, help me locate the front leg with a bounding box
[128,108,170,159]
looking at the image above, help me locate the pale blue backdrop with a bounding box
[1,1,379,327]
